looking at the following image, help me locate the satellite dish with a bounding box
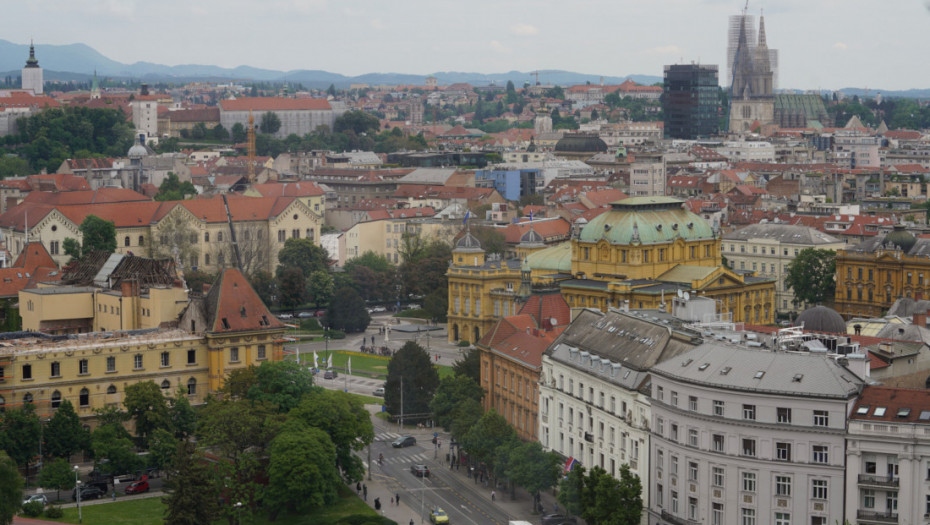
[683,292,690,301]
[677,289,683,299]
[550,317,558,326]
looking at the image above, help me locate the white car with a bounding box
[23,494,47,507]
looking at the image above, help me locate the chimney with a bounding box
[121,280,136,297]
[917,309,930,328]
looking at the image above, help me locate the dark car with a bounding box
[541,514,577,525]
[124,480,150,494]
[411,464,430,477]
[323,370,338,379]
[73,486,104,501]
[392,435,416,448]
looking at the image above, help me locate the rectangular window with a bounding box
[671,491,678,514]
[50,362,60,377]
[278,230,286,242]
[742,472,756,492]
[775,475,791,496]
[713,434,724,452]
[777,407,792,423]
[671,391,678,406]
[689,395,697,411]
[774,513,790,525]
[741,508,755,525]
[775,442,792,461]
[712,503,723,525]
[22,363,32,379]
[670,423,678,442]
[811,479,827,500]
[187,349,196,364]
[79,359,88,375]
[688,497,698,520]
[742,438,756,457]
[712,466,724,487]
[688,429,698,447]
[656,418,664,436]
[713,400,724,416]
[812,445,828,464]
[742,404,755,420]
[133,354,142,370]
[258,345,266,360]
[106,356,116,372]
[688,461,698,481]
[813,410,829,427]
[160,351,170,367]
[230,347,239,362]
[656,386,664,401]
[863,489,875,508]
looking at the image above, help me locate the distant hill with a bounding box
[0,39,662,88]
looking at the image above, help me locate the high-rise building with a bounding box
[21,41,43,95]
[727,9,777,132]
[663,64,720,139]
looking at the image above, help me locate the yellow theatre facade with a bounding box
[447,197,775,342]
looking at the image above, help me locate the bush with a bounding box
[21,501,43,517]
[45,506,64,518]
[325,329,346,340]
[458,340,471,347]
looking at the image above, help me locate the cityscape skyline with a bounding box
[6,0,930,91]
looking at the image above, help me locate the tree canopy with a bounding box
[288,389,374,481]
[324,285,370,332]
[155,172,197,201]
[260,112,282,135]
[385,341,439,421]
[80,214,117,254]
[124,380,172,447]
[784,248,837,307]
[334,111,380,135]
[43,399,90,460]
[0,451,23,525]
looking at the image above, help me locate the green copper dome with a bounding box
[885,224,916,253]
[578,197,715,245]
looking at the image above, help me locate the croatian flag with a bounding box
[530,210,534,221]
[463,210,471,225]
[564,457,580,474]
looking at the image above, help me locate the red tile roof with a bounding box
[22,188,150,206]
[501,218,571,244]
[850,385,930,423]
[518,293,571,329]
[206,268,285,333]
[883,130,923,141]
[0,242,59,298]
[219,97,331,111]
[250,182,325,198]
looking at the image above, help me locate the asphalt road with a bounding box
[368,417,514,525]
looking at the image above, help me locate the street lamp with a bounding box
[73,465,82,524]
[235,501,243,525]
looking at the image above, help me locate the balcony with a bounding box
[660,510,698,525]
[857,474,899,488]
[856,510,898,524]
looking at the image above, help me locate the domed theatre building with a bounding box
[447,196,776,342]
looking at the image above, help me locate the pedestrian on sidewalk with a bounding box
[390,496,394,506]
[491,490,496,502]
[374,497,381,511]
[396,493,400,506]
[363,484,368,501]
[356,482,361,495]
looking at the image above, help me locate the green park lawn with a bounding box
[32,485,392,525]
[323,350,454,381]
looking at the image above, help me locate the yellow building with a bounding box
[448,197,776,341]
[4,266,287,422]
[0,193,324,275]
[835,225,930,319]
[344,213,458,265]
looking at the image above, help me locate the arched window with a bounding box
[204,232,210,243]
[124,236,131,247]
[51,390,61,409]
[161,380,170,390]
[106,385,117,395]
[138,235,145,246]
[217,232,224,242]
[187,378,197,396]
[23,393,33,404]
[79,388,89,407]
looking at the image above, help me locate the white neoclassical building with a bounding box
[538,308,700,495]
[846,385,930,525]
[648,343,864,525]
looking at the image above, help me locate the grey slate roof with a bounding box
[849,235,930,256]
[722,223,841,245]
[546,309,701,391]
[651,343,865,399]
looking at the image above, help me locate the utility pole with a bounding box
[400,376,404,431]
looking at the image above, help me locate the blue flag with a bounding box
[463,210,471,225]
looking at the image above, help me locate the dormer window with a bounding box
[240,306,247,318]
[221,318,230,329]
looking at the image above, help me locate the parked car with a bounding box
[323,370,338,379]
[372,306,387,313]
[429,507,449,524]
[297,311,313,318]
[541,514,577,525]
[392,435,416,448]
[277,313,293,319]
[124,480,150,494]
[22,494,47,507]
[373,387,385,396]
[410,464,430,477]
[72,486,104,501]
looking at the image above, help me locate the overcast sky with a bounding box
[10,0,930,91]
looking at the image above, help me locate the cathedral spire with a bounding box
[757,11,768,50]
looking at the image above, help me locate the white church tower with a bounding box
[22,41,43,95]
